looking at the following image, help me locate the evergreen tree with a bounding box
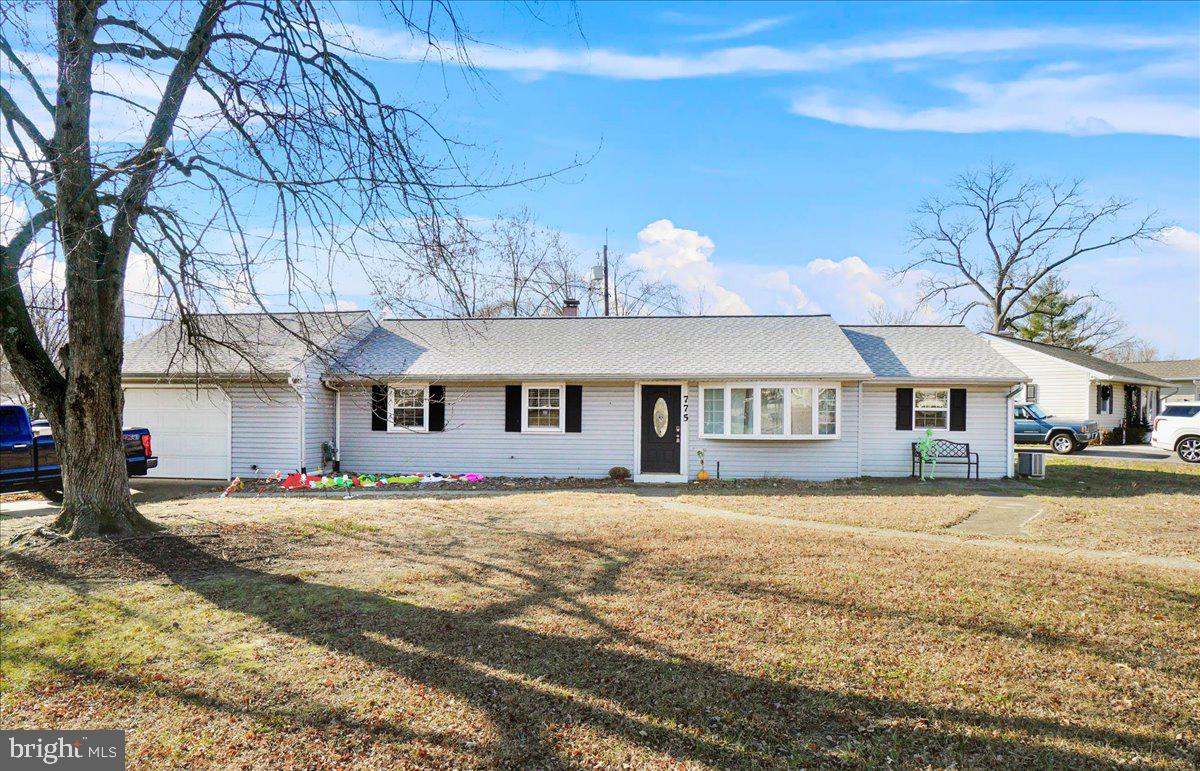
[1012,276,1101,352]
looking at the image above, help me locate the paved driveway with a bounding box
[0,478,221,520]
[1079,445,1181,463]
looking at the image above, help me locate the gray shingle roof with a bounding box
[841,325,1029,382]
[983,334,1173,387]
[331,315,876,381]
[124,311,374,378]
[1127,359,1200,381]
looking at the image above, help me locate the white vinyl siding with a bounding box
[338,382,633,477]
[227,383,302,477]
[299,374,336,471]
[1089,382,1128,431]
[987,337,1090,420]
[686,383,860,480]
[861,384,1010,478]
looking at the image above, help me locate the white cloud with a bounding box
[790,65,1200,137]
[729,255,937,323]
[1159,226,1200,255]
[337,24,1193,80]
[627,219,750,314]
[686,17,790,43]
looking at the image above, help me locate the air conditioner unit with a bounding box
[1017,451,1045,479]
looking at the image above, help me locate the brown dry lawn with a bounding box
[2,484,1199,769]
[683,457,1200,559]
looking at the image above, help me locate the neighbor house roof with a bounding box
[123,311,374,379]
[1126,359,1200,382]
[329,315,876,381]
[983,334,1173,387]
[842,325,1029,383]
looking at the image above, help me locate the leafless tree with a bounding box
[866,304,920,325]
[1103,339,1161,364]
[900,163,1160,333]
[0,0,569,537]
[0,268,67,415]
[491,208,574,316]
[376,215,684,319]
[592,252,683,317]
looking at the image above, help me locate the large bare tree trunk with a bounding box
[50,314,152,537]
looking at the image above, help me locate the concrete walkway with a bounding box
[653,498,1200,574]
[950,495,1044,537]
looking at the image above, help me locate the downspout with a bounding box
[1005,384,1022,478]
[856,381,863,477]
[289,371,306,474]
[328,381,342,472]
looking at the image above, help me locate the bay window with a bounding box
[702,387,724,435]
[700,383,841,439]
[730,387,754,435]
[760,388,784,435]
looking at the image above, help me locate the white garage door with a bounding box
[124,387,230,479]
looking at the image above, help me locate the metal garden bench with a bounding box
[911,438,980,480]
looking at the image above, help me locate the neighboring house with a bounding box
[983,334,1172,433]
[1127,359,1200,404]
[323,316,1027,481]
[122,311,376,479]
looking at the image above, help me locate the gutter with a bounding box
[323,371,878,386]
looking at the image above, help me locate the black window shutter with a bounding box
[949,388,967,431]
[505,385,522,432]
[428,385,445,432]
[371,385,388,431]
[565,385,582,433]
[895,388,913,430]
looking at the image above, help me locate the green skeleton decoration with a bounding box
[916,428,938,481]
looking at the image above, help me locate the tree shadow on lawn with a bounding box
[42,532,1178,767]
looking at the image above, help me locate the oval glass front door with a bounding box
[653,397,669,438]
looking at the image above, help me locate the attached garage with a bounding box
[122,310,376,479]
[123,386,230,479]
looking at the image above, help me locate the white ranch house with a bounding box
[983,334,1172,433]
[122,312,1029,482]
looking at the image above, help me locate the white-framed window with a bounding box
[388,383,428,431]
[1097,384,1113,415]
[522,383,565,432]
[913,388,949,430]
[1024,383,1039,403]
[700,383,840,439]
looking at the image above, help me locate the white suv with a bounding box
[1151,403,1200,463]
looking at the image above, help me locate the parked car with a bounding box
[1151,402,1200,463]
[1014,403,1099,454]
[0,404,157,501]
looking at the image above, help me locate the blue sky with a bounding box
[327,0,1200,355]
[3,1,1197,355]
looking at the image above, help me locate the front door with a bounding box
[640,385,681,474]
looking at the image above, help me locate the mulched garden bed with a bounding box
[236,474,636,495]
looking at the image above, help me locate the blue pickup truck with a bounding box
[0,404,157,501]
[1014,403,1099,454]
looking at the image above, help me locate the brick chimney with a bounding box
[561,298,580,317]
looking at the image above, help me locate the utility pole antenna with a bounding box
[602,231,610,317]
